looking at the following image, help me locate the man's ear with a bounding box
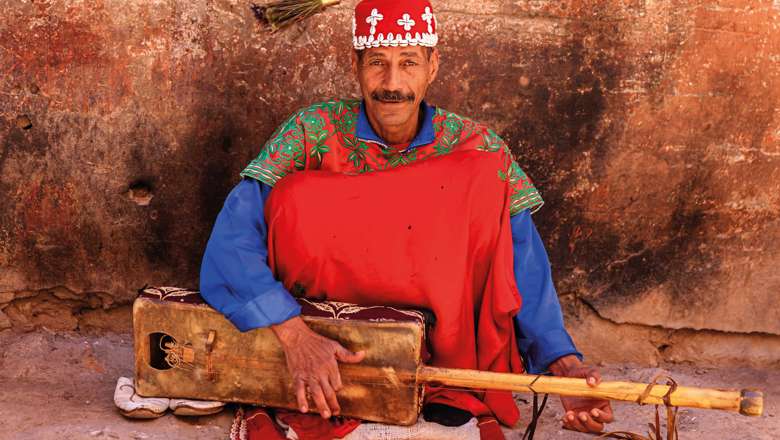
[427,48,440,85]
[350,50,360,78]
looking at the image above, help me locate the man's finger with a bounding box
[578,411,604,433]
[562,411,588,433]
[294,378,308,413]
[586,369,602,387]
[319,373,341,416]
[329,359,343,391]
[335,346,366,364]
[308,381,331,419]
[592,406,615,424]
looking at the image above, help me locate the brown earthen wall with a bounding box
[1,0,778,367]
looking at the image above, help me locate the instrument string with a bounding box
[158,336,683,438]
[521,391,549,440]
[160,337,194,371]
[159,340,684,439]
[160,338,543,395]
[597,374,679,440]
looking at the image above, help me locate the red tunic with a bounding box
[265,149,524,426]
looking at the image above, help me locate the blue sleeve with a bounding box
[199,178,301,331]
[511,209,583,374]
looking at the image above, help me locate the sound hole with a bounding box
[149,332,176,370]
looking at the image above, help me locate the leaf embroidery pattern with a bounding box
[240,100,544,214]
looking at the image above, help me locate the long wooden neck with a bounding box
[415,366,762,416]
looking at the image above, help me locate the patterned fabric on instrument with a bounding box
[137,286,432,333]
[138,286,207,304]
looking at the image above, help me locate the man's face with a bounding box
[351,46,440,132]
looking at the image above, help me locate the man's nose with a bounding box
[382,64,403,91]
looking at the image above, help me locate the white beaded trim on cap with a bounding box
[353,31,438,49]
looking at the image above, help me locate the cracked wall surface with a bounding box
[1,0,779,366]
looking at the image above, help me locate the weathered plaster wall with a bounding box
[1,0,778,366]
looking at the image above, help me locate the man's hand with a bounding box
[271,316,365,419]
[548,355,614,433]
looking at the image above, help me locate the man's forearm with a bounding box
[271,316,310,345]
[547,354,583,376]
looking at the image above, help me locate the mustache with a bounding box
[371,89,415,103]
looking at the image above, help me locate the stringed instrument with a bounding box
[133,287,763,426]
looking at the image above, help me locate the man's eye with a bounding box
[403,61,418,66]
[369,60,384,66]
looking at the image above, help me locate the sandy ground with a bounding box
[0,329,776,440]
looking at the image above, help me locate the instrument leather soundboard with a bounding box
[133,287,430,425]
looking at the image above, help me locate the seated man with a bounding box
[200,0,613,434]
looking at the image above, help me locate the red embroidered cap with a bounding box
[353,0,438,50]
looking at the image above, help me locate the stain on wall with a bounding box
[1,0,778,366]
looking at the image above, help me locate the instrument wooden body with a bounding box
[133,293,763,426]
[134,295,426,425]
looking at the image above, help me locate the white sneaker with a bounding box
[169,398,226,416]
[114,377,170,419]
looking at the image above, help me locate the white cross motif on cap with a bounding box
[397,13,415,31]
[366,8,383,35]
[421,7,434,34]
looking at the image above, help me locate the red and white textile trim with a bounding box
[353,0,438,50]
[229,405,485,440]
